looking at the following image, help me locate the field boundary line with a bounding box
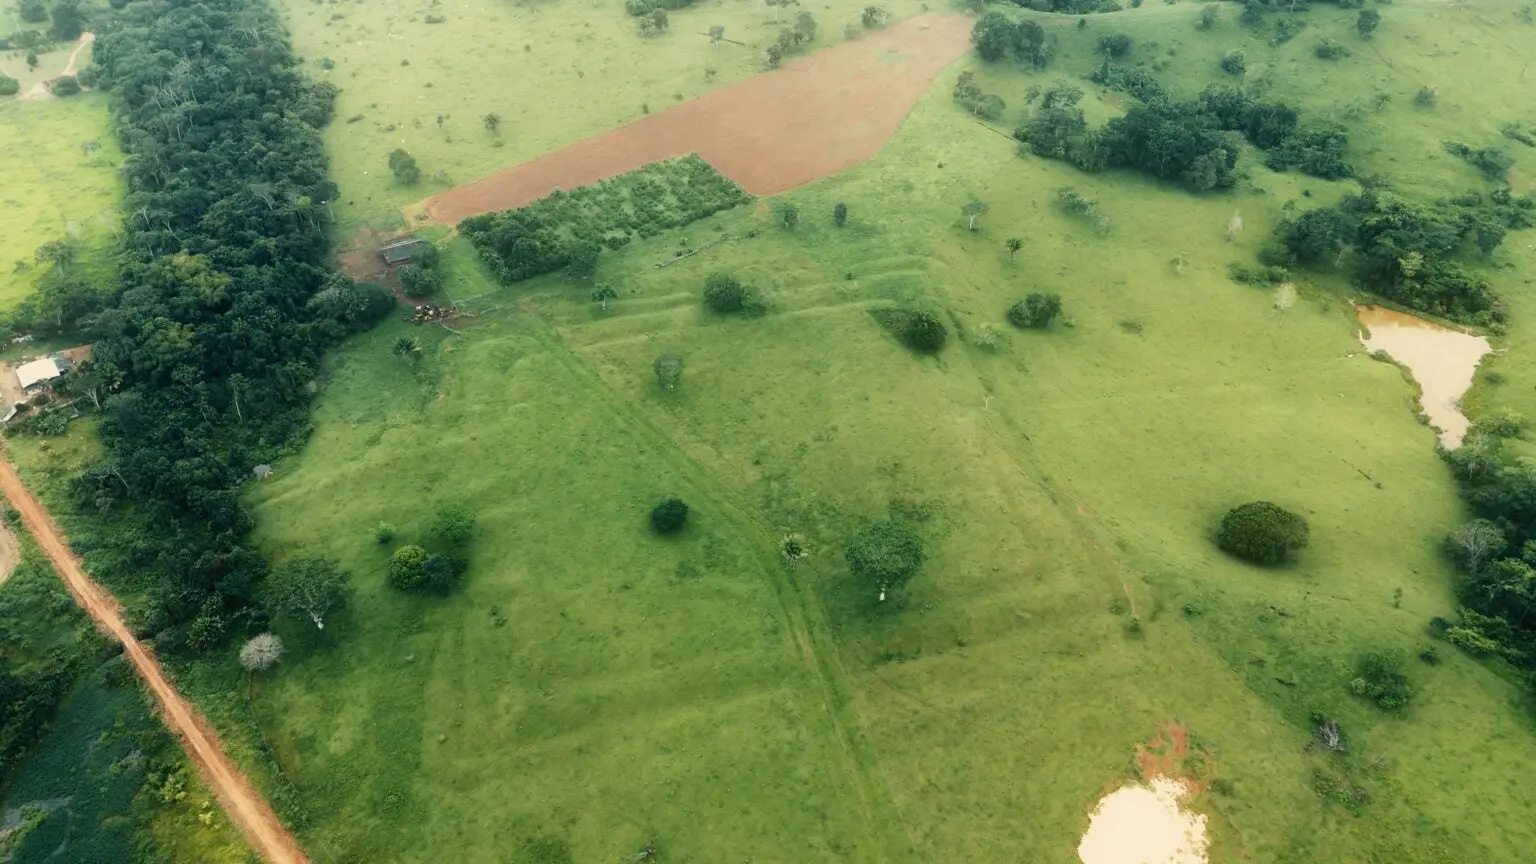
[0,451,309,864]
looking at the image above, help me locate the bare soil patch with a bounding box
[423,13,975,225]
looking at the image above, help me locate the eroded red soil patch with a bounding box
[423,13,976,225]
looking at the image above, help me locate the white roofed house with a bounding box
[15,356,69,392]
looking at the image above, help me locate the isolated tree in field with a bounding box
[651,498,690,533]
[1447,519,1505,573]
[833,202,848,227]
[567,240,600,280]
[430,502,476,546]
[1005,237,1023,261]
[1197,3,1217,29]
[35,240,75,275]
[591,283,618,311]
[389,544,429,591]
[703,272,746,313]
[376,521,398,544]
[49,76,81,97]
[265,557,350,630]
[1350,649,1413,711]
[1098,34,1132,58]
[794,11,817,43]
[1220,50,1245,75]
[1008,293,1061,329]
[393,336,423,365]
[398,263,442,297]
[774,201,799,229]
[961,200,988,232]
[654,353,684,391]
[862,5,888,28]
[709,25,725,47]
[239,634,283,672]
[482,113,502,135]
[388,148,421,184]
[26,51,39,71]
[420,554,464,595]
[50,0,85,41]
[845,518,924,601]
[18,0,47,22]
[765,43,783,69]
[901,311,947,353]
[1216,501,1309,565]
[1356,8,1379,39]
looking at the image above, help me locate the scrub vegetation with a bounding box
[4,0,1536,861]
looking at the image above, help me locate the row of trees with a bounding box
[462,156,750,284]
[51,0,392,654]
[1013,66,1350,191]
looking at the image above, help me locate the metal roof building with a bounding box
[15,357,66,391]
[381,238,428,265]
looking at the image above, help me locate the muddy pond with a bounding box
[1357,305,1490,449]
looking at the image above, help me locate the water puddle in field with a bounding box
[1078,777,1208,864]
[1357,305,1490,449]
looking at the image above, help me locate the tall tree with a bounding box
[264,558,350,630]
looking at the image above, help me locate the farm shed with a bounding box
[15,355,70,391]
[381,238,429,266]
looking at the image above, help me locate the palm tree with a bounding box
[393,336,423,365]
[1006,237,1023,261]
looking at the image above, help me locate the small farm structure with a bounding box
[381,238,430,266]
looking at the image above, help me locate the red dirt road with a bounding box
[425,13,975,224]
[0,455,309,864]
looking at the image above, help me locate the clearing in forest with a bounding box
[421,13,974,225]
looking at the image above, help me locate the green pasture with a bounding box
[0,84,120,311]
[214,2,1536,861]
[272,0,935,234]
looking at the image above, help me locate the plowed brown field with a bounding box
[424,13,975,225]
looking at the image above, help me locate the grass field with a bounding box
[273,0,936,235]
[0,69,121,311]
[5,0,1536,860]
[188,1,1536,861]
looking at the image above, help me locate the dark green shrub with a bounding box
[1220,50,1245,75]
[1007,293,1062,329]
[845,518,924,600]
[388,544,429,591]
[703,273,746,313]
[430,502,475,546]
[375,521,397,544]
[651,498,689,534]
[398,263,442,297]
[420,554,466,595]
[0,76,18,97]
[900,312,947,353]
[1215,501,1309,565]
[1314,39,1346,60]
[75,65,99,88]
[1349,649,1413,710]
[49,76,81,97]
[833,202,848,226]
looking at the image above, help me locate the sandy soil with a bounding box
[0,521,18,585]
[422,13,976,224]
[1078,777,1209,864]
[0,452,310,864]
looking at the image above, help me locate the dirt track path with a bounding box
[19,32,95,102]
[0,454,309,864]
